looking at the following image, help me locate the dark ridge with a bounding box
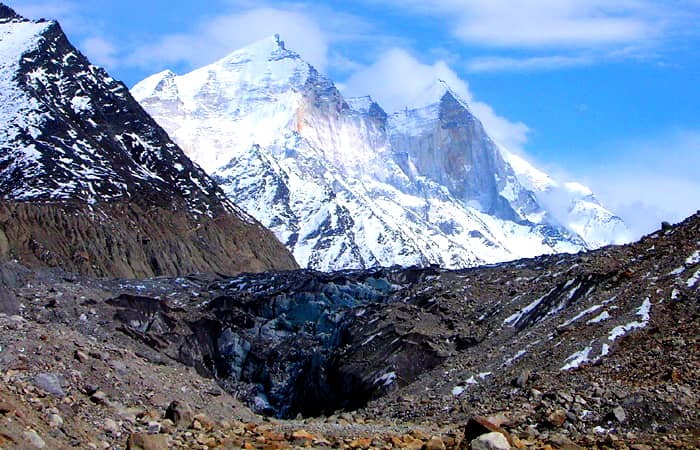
[0,3,22,21]
[0,5,298,276]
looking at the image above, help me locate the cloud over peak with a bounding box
[341,48,530,153]
[126,8,329,72]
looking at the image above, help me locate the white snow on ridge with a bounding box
[607,298,652,342]
[504,287,556,326]
[687,269,700,288]
[560,304,603,328]
[374,371,396,386]
[561,346,593,371]
[135,36,310,175]
[504,349,527,366]
[346,95,375,114]
[0,15,234,217]
[669,266,685,276]
[70,95,91,113]
[587,310,610,324]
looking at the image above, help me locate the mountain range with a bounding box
[0,4,698,449]
[133,34,629,271]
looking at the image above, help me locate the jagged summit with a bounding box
[214,33,304,70]
[130,69,177,100]
[346,95,375,113]
[346,95,387,119]
[133,33,331,174]
[272,33,286,50]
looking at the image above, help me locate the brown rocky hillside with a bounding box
[0,200,297,278]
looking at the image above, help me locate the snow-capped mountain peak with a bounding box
[221,33,290,61]
[401,78,469,111]
[213,33,308,83]
[500,149,630,246]
[134,35,628,271]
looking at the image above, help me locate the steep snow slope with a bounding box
[0,10,229,215]
[134,35,626,271]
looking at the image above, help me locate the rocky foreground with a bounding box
[0,213,699,449]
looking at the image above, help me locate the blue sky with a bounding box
[10,0,700,237]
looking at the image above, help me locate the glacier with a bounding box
[133,34,629,271]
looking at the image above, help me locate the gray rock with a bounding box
[22,429,46,448]
[160,419,175,434]
[83,384,99,395]
[549,433,585,450]
[471,432,511,450]
[109,360,129,375]
[514,369,530,387]
[33,373,65,397]
[48,413,63,428]
[547,409,567,428]
[74,350,89,363]
[126,431,168,450]
[147,421,161,434]
[559,391,574,404]
[102,418,120,435]
[90,390,108,404]
[612,405,626,423]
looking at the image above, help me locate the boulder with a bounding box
[463,416,514,448]
[126,432,169,450]
[471,432,511,450]
[165,400,193,428]
[33,373,65,398]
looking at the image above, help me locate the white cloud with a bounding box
[126,8,328,72]
[342,48,530,153]
[467,54,594,72]
[81,36,117,69]
[11,0,74,21]
[373,0,665,48]
[577,128,700,237]
[10,0,86,33]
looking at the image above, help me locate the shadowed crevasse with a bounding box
[106,267,451,418]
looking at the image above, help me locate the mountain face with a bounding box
[0,7,297,277]
[134,35,628,271]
